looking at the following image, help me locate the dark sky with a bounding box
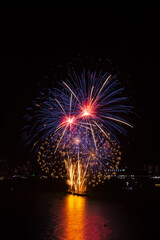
[1,1,159,168]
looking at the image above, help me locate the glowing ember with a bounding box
[81,105,92,117]
[67,117,74,124]
[62,116,75,126]
[74,137,81,145]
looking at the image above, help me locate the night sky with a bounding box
[1,1,159,169]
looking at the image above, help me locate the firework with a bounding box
[37,128,121,193]
[63,69,133,142]
[24,69,132,150]
[24,65,133,194]
[23,89,79,153]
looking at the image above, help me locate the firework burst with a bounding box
[63,69,133,142]
[24,63,133,194]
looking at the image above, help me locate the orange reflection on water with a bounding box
[50,194,112,240]
[61,194,112,240]
[63,194,86,240]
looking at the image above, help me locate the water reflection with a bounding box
[46,194,112,240]
[64,195,86,239]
